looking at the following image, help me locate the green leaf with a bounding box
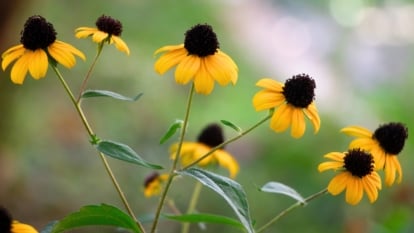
[51,204,141,233]
[177,168,254,233]
[260,182,306,204]
[96,140,162,169]
[220,120,242,133]
[160,119,183,144]
[163,213,244,229]
[81,89,143,101]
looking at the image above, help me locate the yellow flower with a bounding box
[1,15,85,84]
[318,149,382,205]
[252,74,320,138]
[154,24,238,95]
[341,123,408,186]
[0,207,38,233]
[170,123,239,178]
[143,172,169,198]
[75,15,130,55]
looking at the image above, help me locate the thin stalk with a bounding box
[76,42,104,103]
[181,182,203,233]
[150,84,195,233]
[51,65,144,232]
[182,112,272,170]
[256,188,328,233]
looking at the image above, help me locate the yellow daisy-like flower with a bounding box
[252,74,320,138]
[154,24,238,95]
[170,123,239,178]
[75,15,130,55]
[1,15,85,84]
[341,123,408,186]
[143,172,169,198]
[0,206,38,233]
[318,149,382,205]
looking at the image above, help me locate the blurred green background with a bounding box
[0,0,413,232]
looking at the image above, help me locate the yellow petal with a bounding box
[154,47,187,74]
[174,55,200,84]
[10,52,30,84]
[48,41,85,68]
[318,161,344,172]
[12,221,39,233]
[290,108,306,138]
[270,104,292,133]
[75,27,98,38]
[341,126,372,138]
[327,172,349,195]
[252,90,286,111]
[154,44,185,55]
[2,44,25,70]
[256,78,284,92]
[384,156,402,186]
[204,55,232,86]
[193,61,215,94]
[215,150,239,178]
[112,36,130,55]
[323,152,345,161]
[345,177,363,205]
[362,175,379,203]
[27,49,48,79]
[304,103,321,134]
[215,51,238,84]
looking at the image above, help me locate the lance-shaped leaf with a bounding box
[50,204,141,233]
[96,140,162,169]
[81,89,143,101]
[163,213,244,229]
[260,181,306,204]
[160,119,183,144]
[220,120,242,133]
[177,168,254,233]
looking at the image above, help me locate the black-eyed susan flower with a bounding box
[154,24,238,95]
[0,206,38,233]
[252,74,320,138]
[75,15,130,55]
[318,149,382,205]
[143,172,169,198]
[1,15,85,84]
[341,123,408,186]
[170,123,239,178]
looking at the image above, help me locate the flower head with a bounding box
[143,172,169,197]
[1,15,85,84]
[154,24,238,95]
[170,123,239,178]
[341,123,408,186]
[252,74,320,138]
[75,15,130,55]
[318,149,382,205]
[0,206,38,233]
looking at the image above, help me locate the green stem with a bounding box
[150,84,195,233]
[256,188,328,233]
[76,42,104,103]
[51,65,145,232]
[181,182,203,233]
[181,111,272,170]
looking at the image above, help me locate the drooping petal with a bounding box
[193,60,215,94]
[174,55,200,84]
[10,52,30,84]
[290,108,306,138]
[154,44,185,55]
[75,27,98,38]
[255,78,284,92]
[384,156,402,186]
[1,44,25,70]
[252,90,286,111]
[92,30,109,43]
[27,49,48,79]
[11,221,39,233]
[48,41,85,68]
[215,51,238,84]
[204,55,232,86]
[270,103,292,133]
[327,172,349,195]
[341,126,372,138]
[362,175,379,203]
[318,161,344,172]
[345,177,363,205]
[323,152,345,161]
[154,47,187,74]
[112,36,130,55]
[304,103,321,134]
[215,150,239,178]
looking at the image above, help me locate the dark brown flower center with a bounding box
[197,123,225,148]
[283,74,316,108]
[20,15,56,50]
[344,149,374,178]
[373,122,408,155]
[95,15,123,36]
[184,24,219,57]
[0,206,12,233]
